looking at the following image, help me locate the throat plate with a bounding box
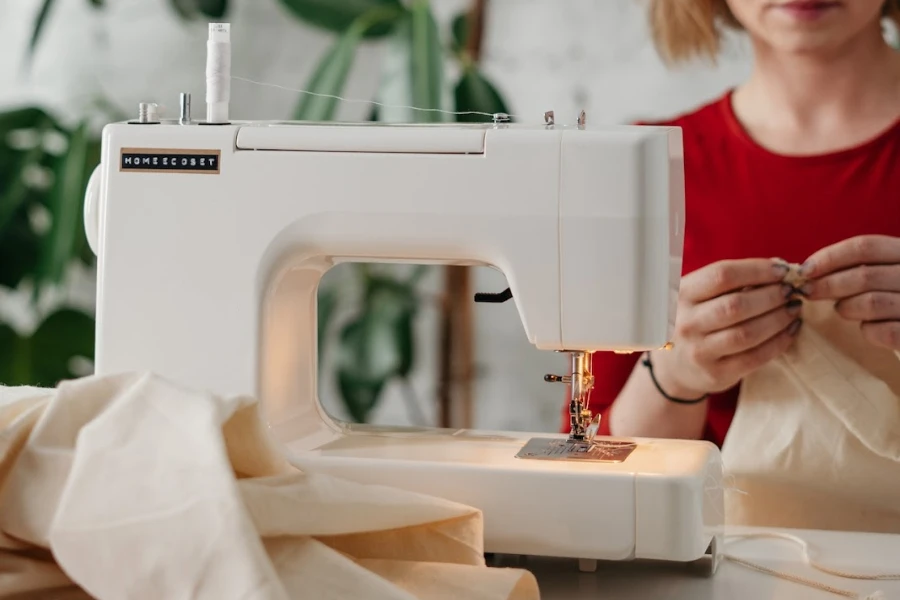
[515,437,637,463]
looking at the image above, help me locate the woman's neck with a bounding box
[732,24,900,154]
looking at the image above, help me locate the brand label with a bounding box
[120,148,221,174]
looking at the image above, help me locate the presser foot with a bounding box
[514,437,637,463]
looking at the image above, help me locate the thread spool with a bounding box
[206,22,231,124]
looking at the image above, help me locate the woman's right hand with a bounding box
[651,258,804,399]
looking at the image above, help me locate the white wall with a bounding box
[0,0,752,432]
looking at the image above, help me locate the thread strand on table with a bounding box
[722,531,900,600]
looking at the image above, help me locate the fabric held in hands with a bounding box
[0,373,539,600]
[722,299,900,533]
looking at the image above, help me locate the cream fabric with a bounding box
[722,299,900,534]
[0,372,539,600]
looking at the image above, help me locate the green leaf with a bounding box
[316,285,338,371]
[333,274,420,422]
[0,107,55,132]
[409,0,444,122]
[293,7,407,121]
[0,309,94,387]
[0,143,43,236]
[294,19,366,120]
[25,0,56,66]
[337,369,386,423]
[279,0,404,38]
[450,11,468,54]
[453,67,510,123]
[0,206,40,289]
[197,0,228,18]
[169,0,192,19]
[35,121,92,287]
[169,0,227,19]
[0,107,57,240]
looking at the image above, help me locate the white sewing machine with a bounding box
[83,23,723,574]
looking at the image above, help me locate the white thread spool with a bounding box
[206,22,231,123]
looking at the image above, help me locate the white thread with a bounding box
[206,23,231,123]
[698,456,896,598]
[207,42,231,103]
[722,531,900,599]
[231,75,530,122]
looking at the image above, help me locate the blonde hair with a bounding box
[648,0,900,64]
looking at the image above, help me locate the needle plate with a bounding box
[515,437,637,463]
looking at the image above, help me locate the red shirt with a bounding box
[561,89,900,447]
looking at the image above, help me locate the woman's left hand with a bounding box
[801,235,900,351]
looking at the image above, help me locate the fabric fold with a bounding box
[0,372,540,600]
[722,300,900,534]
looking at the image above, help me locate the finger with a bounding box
[689,283,795,333]
[860,321,900,352]
[834,292,900,322]
[682,259,792,303]
[806,265,900,300]
[701,300,802,358]
[716,318,802,377]
[803,235,900,279]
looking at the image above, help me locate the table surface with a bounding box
[488,527,900,600]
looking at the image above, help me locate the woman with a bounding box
[568,0,900,447]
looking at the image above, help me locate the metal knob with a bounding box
[137,102,159,123]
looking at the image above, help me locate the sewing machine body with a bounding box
[85,117,723,568]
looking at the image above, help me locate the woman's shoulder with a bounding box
[634,91,734,134]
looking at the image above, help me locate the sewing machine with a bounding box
[82,23,723,574]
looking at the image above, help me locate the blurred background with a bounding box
[0,0,754,434]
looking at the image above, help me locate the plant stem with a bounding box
[436,0,488,429]
[466,0,487,61]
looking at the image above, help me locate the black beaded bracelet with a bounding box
[641,352,709,405]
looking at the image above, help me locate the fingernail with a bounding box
[781,284,795,297]
[786,299,802,315]
[800,283,812,296]
[788,319,802,336]
[787,284,810,298]
[772,260,789,275]
[799,261,813,276]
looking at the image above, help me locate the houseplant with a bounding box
[0,0,509,425]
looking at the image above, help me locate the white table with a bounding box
[488,528,900,599]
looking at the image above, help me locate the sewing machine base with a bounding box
[487,534,721,577]
[285,428,723,566]
[515,437,638,462]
